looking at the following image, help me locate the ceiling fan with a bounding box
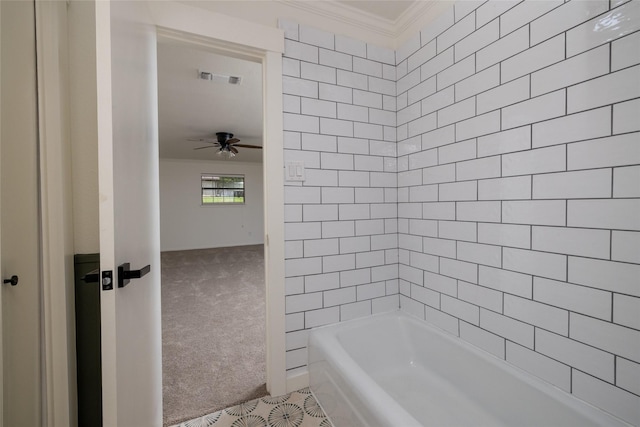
[189,132,262,157]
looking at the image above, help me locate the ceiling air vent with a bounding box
[198,70,242,85]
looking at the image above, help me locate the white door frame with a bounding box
[149,2,287,396]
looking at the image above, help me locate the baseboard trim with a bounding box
[286,370,309,393]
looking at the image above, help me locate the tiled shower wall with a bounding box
[281,22,400,378]
[396,0,639,424]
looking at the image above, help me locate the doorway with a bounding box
[155,37,268,425]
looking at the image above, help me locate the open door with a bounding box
[94,1,162,425]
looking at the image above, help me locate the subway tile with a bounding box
[421,85,454,116]
[456,156,501,181]
[568,65,640,114]
[506,342,571,392]
[455,19,499,62]
[400,264,424,286]
[503,145,566,177]
[457,241,502,268]
[372,264,398,282]
[423,202,456,220]
[366,44,395,65]
[397,33,421,65]
[457,201,501,223]
[279,19,299,41]
[398,103,421,127]
[477,126,531,157]
[370,171,397,188]
[323,287,356,307]
[409,149,440,171]
[612,231,640,264]
[477,75,530,114]
[337,69,368,90]
[283,132,301,150]
[455,64,500,101]
[569,257,640,297]
[532,106,612,149]
[303,204,338,222]
[408,113,438,138]
[460,322,505,358]
[285,149,320,167]
[439,220,477,242]
[437,55,476,91]
[286,255,322,277]
[368,76,396,96]
[530,0,609,46]
[338,203,370,220]
[477,26,529,71]
[401,295,426,320]
[303,238,339,257]
[299,25,334,49]
[305,306,340,328]
[408,41,437,73]
[569,133,640,171]
[401,234,425,253]
[613,98,640,134]
[454,0,483,22]
[354,188,383,204]
[531,44,610,97]
[532,226,610,259]
[284,205,302,223]
[573,370,640,427]
[354,122,383,140]
[438,97,476,127]
[536,329,614,382]
[570,313,640,363]
[410,283,439,308]
[476,1,519,28]
[505,294,569,336]
[370,203,397,219]
[478,223,531,249]
[285,186,321,204]
[283,113,319,133]
[438,139,476,165]
[398,69,421,96]
[421,6,455,46]
[286,292,323,314]
[426,307,460,335]
[437,13,475,54]
[321,188,354,204]
[409,185,439,202]
[355,219,385,236]
[456,110,501,141]
[616,358,640,397]
[612,30,640,71]
[567,0,640,57]
[409,218,438,237]
[301,62,336,84]
[321,118,354,137]
[424,271,457,298]
[340,268,371,287]
[534,277,612,321]
[409,77,438,105]
[503,247,567,281]
[442,295,480,325]
[502,90,566,130]
[283,94,300,114]
[479,176,531,201]
[285,313,304,332]
[301,98,336,119]
[319,48,352,71]
[533,169,612,200]
[322,220,355,238]
[481,309,534,349]
[499,1,563,37]
[568,199,640,231]
[369,109,396,127]
[421,48,454,81]
[323,253,356,273]
[502,34,565,84]
[614,294,640,330]
[479,265,532,298]
[423,236,457,258]
[614,165,640,198]
[341,300,372,321]
[305,272,340,293]
[458,281,503,313]
[319,82,352,103]
[372,295,400,314]
[441,258,478,284]
[353,57,382,78]
[321,152,353,170]
[353,89,382,109]
[285,275,304,295]
[335,34,366,57]
[286,348,307,370]
[439,181,477,201]
[337,104,367,123]
[371,233,397,251]
[284,39,319,63]
[422,164,456,184]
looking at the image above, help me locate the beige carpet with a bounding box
[161,245,267,426]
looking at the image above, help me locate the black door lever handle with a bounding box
[118,263,151,288]
[3,275,18,286]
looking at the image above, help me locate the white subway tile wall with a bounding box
[396,2,639,424]
[281,20,400,378]
[282,0,640,423]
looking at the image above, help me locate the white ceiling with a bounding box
[157,1,420,164]
[157,38,264,163]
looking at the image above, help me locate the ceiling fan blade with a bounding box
[232,143,262,149]
[226,138,241,144]
[229,146,239,154]
[194,146,216,150]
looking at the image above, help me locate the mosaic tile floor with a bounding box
[172,388,330,427]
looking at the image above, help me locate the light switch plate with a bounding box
[285,161,305,182]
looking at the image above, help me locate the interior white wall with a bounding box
[159,158,264,251]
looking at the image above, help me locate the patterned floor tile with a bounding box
[172,388,329,427]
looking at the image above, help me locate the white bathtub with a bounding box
[308,311,629,427]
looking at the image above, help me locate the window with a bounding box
[201,174,245,205]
